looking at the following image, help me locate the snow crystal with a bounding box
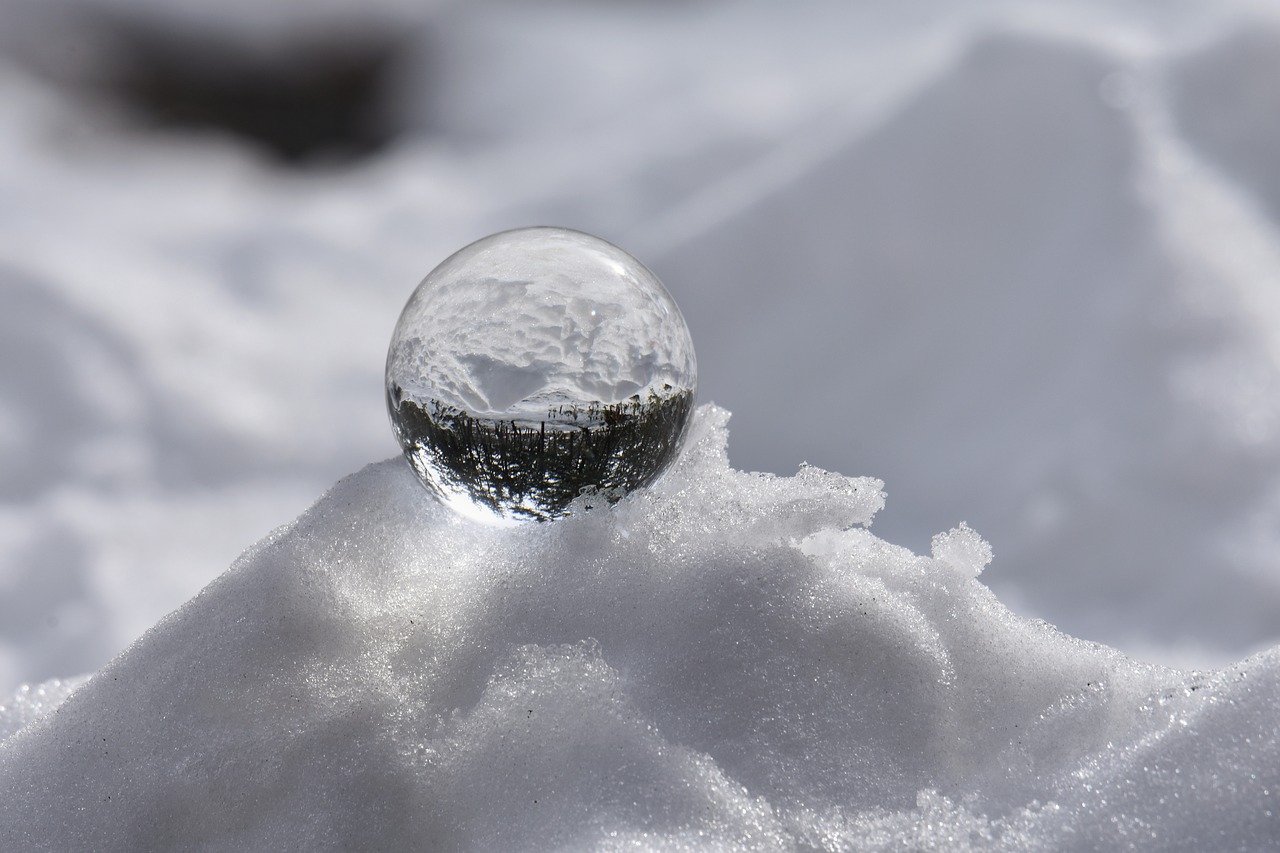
[1,406,1275,851]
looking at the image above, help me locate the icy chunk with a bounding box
[931,522,993,577]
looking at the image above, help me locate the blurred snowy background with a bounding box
[3,0,1280,693]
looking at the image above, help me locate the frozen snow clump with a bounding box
[0,406,1276,851]
[931,522,993,577]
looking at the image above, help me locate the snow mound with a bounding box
[2,406,1275,851]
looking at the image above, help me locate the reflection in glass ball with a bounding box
[386,227,697,524]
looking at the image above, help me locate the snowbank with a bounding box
[2,407,1275,851]
[4,0,1280,711]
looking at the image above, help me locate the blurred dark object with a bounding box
[0,3,412,165]
[100,19,407,164]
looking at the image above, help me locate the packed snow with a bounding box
[3,407,1276,850]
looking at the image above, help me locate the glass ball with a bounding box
[386,227,697,524]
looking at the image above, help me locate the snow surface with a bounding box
[4,2,1280,842]
[6,1,1280,687]
[2,406,1276,850]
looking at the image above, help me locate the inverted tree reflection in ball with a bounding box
[386,227,697,523]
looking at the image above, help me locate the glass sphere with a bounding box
[386,227,697,524]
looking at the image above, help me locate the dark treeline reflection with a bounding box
[391,389,694,521]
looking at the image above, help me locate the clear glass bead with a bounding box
[386,227,697,523]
